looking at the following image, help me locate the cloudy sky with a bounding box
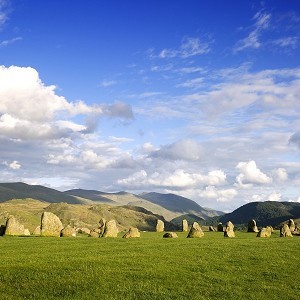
[1,0,300,211]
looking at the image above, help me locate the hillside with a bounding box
[140,192,223,219]
[217,201,300,227]
[0,182,85,204]
[0,199,178,232]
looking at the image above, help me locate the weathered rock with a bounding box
[224,221,235,238]
[77,227,90,235]
[209,226,216,232]
[33,226,41,235]
[99,218,106,236]
[89,229,100,238]
[5,216,25,236]
[40,212,64,237]
[122,227,140,238]
[257,226,272,238]
[182,219,189,232]
[163,232,178,238]
[102,219,119,238]
[187,222,204,238]
[217,223,224,232]
[248,219,259,233]
[156,219,164,232]
[61,225,76,237]
[280,224,293,237]
[288,219,295,232]
[24,229,31,236]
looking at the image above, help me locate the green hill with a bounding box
[217,201,300,227]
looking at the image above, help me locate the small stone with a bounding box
[122,227,140,238]
[163,232,178,238]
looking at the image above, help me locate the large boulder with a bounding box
[40,212,64,237]
[187,222,204,238]
[102,219,119,238]
[224,221,235,238]
[5,216,25,236]
[122,227,140,238]
[257,226,272,238]
[182,219,189,232]
[288,219,295,232]
[280,224,293,237]
[248,219,259,233]
[217,223,224,232]
[61,225,76,237]
[163,232,178,238]
[156,220,164,232]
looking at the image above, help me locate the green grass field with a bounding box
[0,231,299,300]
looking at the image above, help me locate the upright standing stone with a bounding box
[257,226,272,238]
[41,212,64,237]
[217,223,224,232]
[122,227,140,238]
[187,222,204,238]
[156,220,164,232]
[288,219,295,232]
[102,219,119,238]
[4,216,25,236]
[182,219,189,232]
[224,221,235,238]
[248,219,259,232]
[61,225,76,237]
[280,224,293,237]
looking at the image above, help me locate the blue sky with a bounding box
[0,0,300,211]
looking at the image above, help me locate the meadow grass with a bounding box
[0,231,299,299]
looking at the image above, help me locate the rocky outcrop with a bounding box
[187,222,204,238]
[247,219,259,233]
[156,220,164,232]
[122,227,140,238]
[224,221,235,238]
[40,212,64,237]
[102,219,119,238]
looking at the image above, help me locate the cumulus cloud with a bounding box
[235,160,272,187]
[150,139,203,161]
[198,185,238,202]
[273,168,288,182]
[3,160,21,170]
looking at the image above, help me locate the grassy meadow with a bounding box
[0,231,299,300]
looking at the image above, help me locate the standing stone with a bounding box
[156,220,164,232]
[224,221,235,238]
[257,226,272,238]
[33,226,41,235]
[187,222,204,238]
[280,224,293,237]
[99,218,106,236]
[163,232,178,238]
[248,219,259,232]
[102,219,119,238]
[209,226,216,232]
[5,216,25,236]
[182,219,189,232]
[122,227,140,238]
[41,212,64,237]
[217,223,224,232]
[61,225,76,237]
[288,219,295,232]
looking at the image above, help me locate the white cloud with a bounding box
[273,168,288,182]
[273,37,298,49]
[0,37,22,48]
[99,80,117,87]
[158,37,211,59]
[0,0,9,28]
[235,160,272,187]
[268,192,282,202]
[3,160,21,170]
[198,185,238,202]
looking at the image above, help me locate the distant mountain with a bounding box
[63,189,116,204]
[139,192,223,219]
[217,201,300,227]
[0,182,84,204]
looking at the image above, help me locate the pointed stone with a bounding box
[41,212,63,237]
[102,220,119,238]
[224,221,235,238]
[123,227,140,238]
[187,222,204,238]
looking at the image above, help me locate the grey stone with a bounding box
[187,222,204,238]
